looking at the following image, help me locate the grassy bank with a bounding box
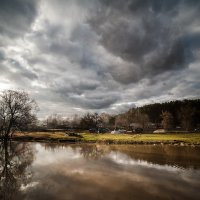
[12,132,200,145]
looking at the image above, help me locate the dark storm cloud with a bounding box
[69,93,120,109]
[53,79,100,96]
[8,59,38,80]
[29,21,103,73]
[26,0,199,114]
[0,0,39,38]
[0,57,38,89]
[0,0,199,116]
[52,80,120,109]
[89,0,200,84]
[0,49,5,60]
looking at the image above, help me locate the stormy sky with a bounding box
[0,0,200,118]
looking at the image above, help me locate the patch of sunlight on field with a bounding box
[81,133,200,144]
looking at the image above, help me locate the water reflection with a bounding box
[0,140,34,200]
[41,143,200,169]
[109,144,200,169]
[1,142,200,200]
[42,143,109,160]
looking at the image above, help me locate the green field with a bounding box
[13,132,200,145]
[81,133,200,144]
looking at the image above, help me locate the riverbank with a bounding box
[9,132,200,146]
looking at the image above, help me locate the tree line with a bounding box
[42,99,200,132]
[139,99,200,131]
[1,90,200,140]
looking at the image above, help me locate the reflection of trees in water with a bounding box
[0,140,34,200]
[42,143,110,160]
[42,143,69,152]
[77,144,109,160]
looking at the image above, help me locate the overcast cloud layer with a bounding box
[0,0,200,117]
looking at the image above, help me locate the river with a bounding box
[0,142,200,200]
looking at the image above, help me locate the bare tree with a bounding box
[0,90,38,139]
[71,114,81,128]
[80,113,94,130]
[80,113,102,130]
[161,111,173,130]
[93,113,103,128]
[100,113,110,127]
[115,115,129,128]
[46,114,62,129]
[124,109,149,130]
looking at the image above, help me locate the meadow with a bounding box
[13,132,200,145]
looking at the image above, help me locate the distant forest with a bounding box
[124,99,200,130]
[43,99,200,132]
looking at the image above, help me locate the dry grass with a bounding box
[15,131,66,139]
[81,133,200,144]
[13,132,200,144]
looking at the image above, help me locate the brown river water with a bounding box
[0,142,200,200]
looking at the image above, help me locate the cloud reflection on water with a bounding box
[24,143,200,200]
[1,142,200,200]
